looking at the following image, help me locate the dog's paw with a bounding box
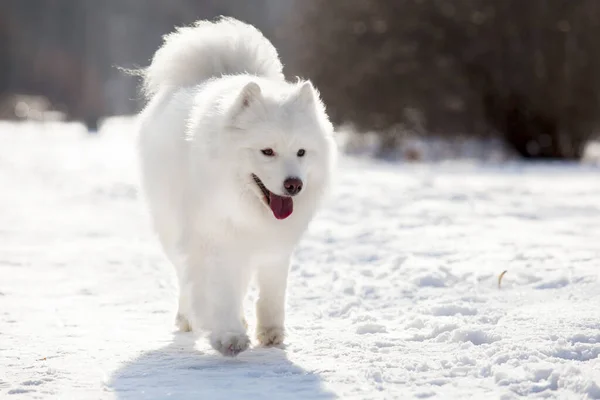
[210,331,251,357]
[175,313,192,332]
[256,326,285,347]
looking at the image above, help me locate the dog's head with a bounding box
[226,80,335,221]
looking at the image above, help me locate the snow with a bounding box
[1,119,599,399]
[338,123,600,164]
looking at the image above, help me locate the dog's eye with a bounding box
[297,149,306,157]
[261,148,275,157]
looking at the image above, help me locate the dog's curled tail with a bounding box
[142,17,284,99]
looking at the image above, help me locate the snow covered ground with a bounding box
[1,119,599,399]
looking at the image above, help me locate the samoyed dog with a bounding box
[136,17,336,356]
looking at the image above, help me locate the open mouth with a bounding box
[252,174,294,220]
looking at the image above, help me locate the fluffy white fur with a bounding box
[136,17,336,356]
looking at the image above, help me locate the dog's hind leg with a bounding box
[175,312,191,332]
[175,294,192,332]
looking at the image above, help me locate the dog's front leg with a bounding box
[255,255,290,346]
[185,247,252,356]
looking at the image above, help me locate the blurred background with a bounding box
[1,0,599,160]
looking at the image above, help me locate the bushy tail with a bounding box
[141,17,284,99]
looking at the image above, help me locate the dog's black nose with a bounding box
[284,177,303,196]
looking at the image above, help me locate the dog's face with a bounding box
[228,81,334,221]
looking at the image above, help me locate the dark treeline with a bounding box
[287,0,600,159]
[1,0,599,159]
[0,0,288,129]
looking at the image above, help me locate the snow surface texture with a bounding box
[336,124,600,164]
[1,119,599,399]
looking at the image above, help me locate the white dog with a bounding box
[136,17,336,356]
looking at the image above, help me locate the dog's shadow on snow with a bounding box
[109,332,334,400]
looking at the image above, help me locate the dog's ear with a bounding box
[295,81,315,107]
[236,81,262,110]
[228,82,263,125]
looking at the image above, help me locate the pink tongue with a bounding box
[269,193,294,220]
